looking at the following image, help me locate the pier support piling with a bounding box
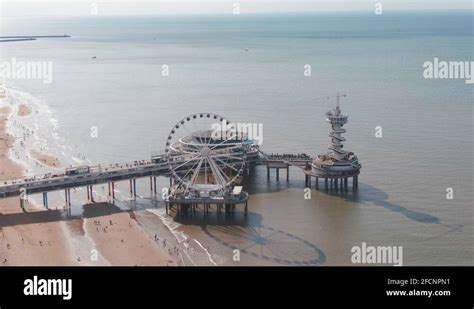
[133,178,137,199]
[90,186,94,202]
[112,182,115,200]
[43,192,48,209]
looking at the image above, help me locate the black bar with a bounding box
[0,267,471,305]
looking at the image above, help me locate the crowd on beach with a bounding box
[2,237,52,265]
[91,218,183,266]
[1,217,183,266]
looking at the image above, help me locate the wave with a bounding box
[1,85,79,174]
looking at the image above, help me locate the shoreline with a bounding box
[0,104,78,265]
[0,88,178,266]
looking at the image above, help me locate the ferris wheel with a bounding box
[164,113,247,196]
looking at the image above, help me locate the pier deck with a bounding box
[0,152,308,199]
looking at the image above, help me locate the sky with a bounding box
[0,0,472,17]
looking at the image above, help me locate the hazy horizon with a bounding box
[1,0,472,18]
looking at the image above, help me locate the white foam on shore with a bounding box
[0,85,98,265]
[79,218,112,266]
[193,238,218,266]
[146,208,188,243]
[2,85,88,177]
[145,207,221,266]
[71,156,85,164]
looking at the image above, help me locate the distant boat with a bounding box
[245,48,249,52]
[91,56,97,59]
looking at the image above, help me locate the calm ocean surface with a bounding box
[0,12,472,265]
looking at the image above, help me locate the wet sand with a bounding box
[0,106,76,265]
[17,104,32,117]
[0,101,177,266]
[29,149,61,168]
[83,205,177,266]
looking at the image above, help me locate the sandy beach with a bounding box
[29,149,61,168]
[0,95,177,266]
[0,105,76,265]
[17,104,32,117]
[83,204,178,266]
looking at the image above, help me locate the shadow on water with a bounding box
[172,208,326,266]
[325,183,440,224]
[244,169,441,225]
[241,170,307,195]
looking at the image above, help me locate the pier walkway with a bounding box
[0,151,307,200]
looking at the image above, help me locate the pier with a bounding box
[0,150,309,197]
[0,35,70,43]
[0,107,361,216]
[262,153,311,181]
[0,35,70,39]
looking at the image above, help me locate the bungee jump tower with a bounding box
[304,94,361,191]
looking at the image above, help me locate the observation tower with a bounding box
[304,95,361,190]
